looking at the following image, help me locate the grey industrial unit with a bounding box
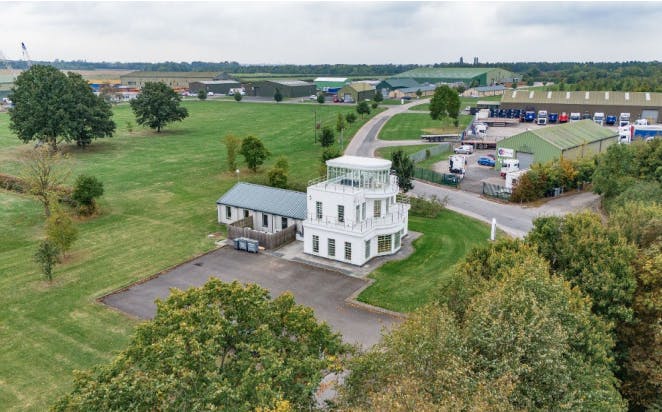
[189,80,240,94]
[251,80,316,98]
[501,90,662,124]
[495,120,618,169]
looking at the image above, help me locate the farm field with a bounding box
[378,113,473,140]
[358,211,491,312]
[0,100,378,410]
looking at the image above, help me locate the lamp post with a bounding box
[236,169,240,183]
[314,109,317,143]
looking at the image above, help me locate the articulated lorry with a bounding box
[619,124,662,143]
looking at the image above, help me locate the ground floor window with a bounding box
[378,234,392,253]
[345,242,352,261]
[365,240,370,259]
[225,206,232,219]
[394,230,401,249]
[328,238,335,257]
[244,209,249,218]
[313,235,319,253]
[263,214,269,227]
[282,217,288,229]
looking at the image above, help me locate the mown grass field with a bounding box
[358,211,491,312]
[0,100,378,410]
[378,113,473,140]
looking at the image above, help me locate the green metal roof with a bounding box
[517,120,617,151]
[379,78,420,89]
[502,90,662,107]
[393,67,505,79]
[216,182,307,220]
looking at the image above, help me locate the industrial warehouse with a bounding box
[390,67,518,87]
[500,90,662,124]
[495,120,618,169]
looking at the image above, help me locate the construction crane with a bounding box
[21,42,32,68]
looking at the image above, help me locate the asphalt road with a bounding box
[102,246,399,348]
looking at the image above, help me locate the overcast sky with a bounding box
[1,1,660,64]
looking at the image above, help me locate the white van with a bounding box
[500,158,520,177]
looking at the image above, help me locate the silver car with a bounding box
[454,145,474,154]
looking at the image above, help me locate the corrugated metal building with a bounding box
[391,67,517,86]
[337,82,376,103]
[189,80,241,94]
[376,78,420,93]
[390,84,437,99]
[314,77,349,92]
[120,71,222,89]
[251,80,316,98]
[496,120,618,169]
[501,90,662,123]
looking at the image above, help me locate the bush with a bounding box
[72,175,104,214]
[0,173,26,193]
[409,195,446,218]
[371,102,379,109]
[345,112,357,124]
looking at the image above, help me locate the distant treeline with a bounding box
[4,60,662,91]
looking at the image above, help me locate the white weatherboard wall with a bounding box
[303,156,409,266]
[217,205,300,235]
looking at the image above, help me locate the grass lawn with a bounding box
[0,100,379,410]
[379,113,473,140]
[358,211,491,313]
[374,144,451,170]
[409,102,429,111]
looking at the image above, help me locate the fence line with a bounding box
[227,218,296,250]
[409,143,451,163]
[482,182,511,200]
[413,167,460,187]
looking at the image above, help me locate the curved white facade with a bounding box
[303,156,409,266]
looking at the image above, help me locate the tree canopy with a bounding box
[343,241,625,411]
[129,82,189,132]
[53,279,347,411]
[8,65,115,150]
[429,85,460,121]
[240,136,270,171]
[390,149,414,193]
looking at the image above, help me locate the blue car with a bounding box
[477,156,495,167]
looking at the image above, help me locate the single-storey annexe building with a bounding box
[389,84,437,99]
[216,182,307,239]
[495,120,618,169]
[500,90,662,124]
[376,78,420,95]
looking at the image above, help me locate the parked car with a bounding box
[454,144,474,154]
[309,94,317,100]
[605,115,617,126]
[477,156,496,167]
[559,112,569,123]
[548,113,558,123]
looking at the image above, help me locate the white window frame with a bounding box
[262,214,269,228]
[338,205,345,223]
[374,200,381,218]
[313,235,319,253]
[344,241,352,261]
[365,240,370,259]
[225,206,232,219]
[316,201,323,219]
[328,238,335,257]
[378,234,392,253]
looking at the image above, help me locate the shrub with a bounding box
[72,175,104,214]
[409,195,446,218]
[0,173,27,193]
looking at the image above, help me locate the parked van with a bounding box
[593,112,605,126]
[500,158,520,177]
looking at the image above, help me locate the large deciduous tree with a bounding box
[130,82,189,133]
[53,279,347,411]
[8,65,115,150]
[429,85,460,121]
[390,149,414,192]
[343,242,625,411]
[240,135,270,172]
[526,212,637,328]
[66,72,116,148]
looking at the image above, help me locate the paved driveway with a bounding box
[102,246,399,348]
